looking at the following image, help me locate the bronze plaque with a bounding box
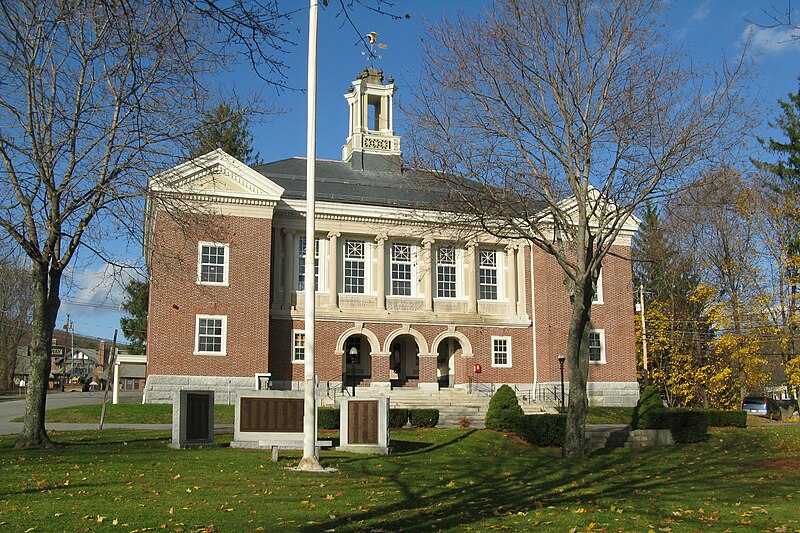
[348,400,379,444]
[240,397,303,433]
[185,393,210,441]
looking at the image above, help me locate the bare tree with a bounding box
[406,0,750,458]
[0,251,33,389]
[0,0,290,448]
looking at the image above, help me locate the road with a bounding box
[0,390,158,435]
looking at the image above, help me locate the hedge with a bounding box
[389,408,410,428]
[514,414,566,447]
[642,408,708,443]
[409,409,439,428]
[696,409,747,428]
[485,384,524,432]
[632,385,664,429]
[317,407,340,429]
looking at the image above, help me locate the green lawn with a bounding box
[1,426,798,532]
[34,403,235,424]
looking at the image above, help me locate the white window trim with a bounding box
[491,336,512,368]
[389,242,419,297]
[341,238,373,295]
[291,329,305,364]
[435,245,464,300]
[197,242,230,286]
[478,248,505,302]
[592,269,604,305]
[296,236,327,293]
[589,329,606,364]
[194,314,227,356]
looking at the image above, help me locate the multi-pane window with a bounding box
[390,243,413,296]
[436,246,457,298]
[589,330,605,363]
[479,249,499,300]
[298,237,320,291]
[198,242,229,285]
[195,315,226,355]
[292,330,305,362]
[592,270,604,304]
[344,239,366,294]
[492,336,512,367]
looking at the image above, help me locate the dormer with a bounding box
[342,67,401,171]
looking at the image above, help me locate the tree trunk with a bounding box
[562,276,593,460]
[14,263,59,449]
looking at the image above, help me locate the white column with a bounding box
[506,244,518,315]
[282,229,295,309]
[422,238,434,311]
[375,234,387,310]
[112,361,120,405]
[327,231,339,308]
[272,227,283,307]
[467,242,478,314]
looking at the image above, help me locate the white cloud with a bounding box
[741,23,800,54]
[689,1,711,23]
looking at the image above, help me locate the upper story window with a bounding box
[479,249,500,300]
[298,236,320,292]
[344,239,366,294]
[292,330,305,363]
[589,329,606,363]
[491,336,512,367]
[436,245,458,298]
[592,269,604,304]
[390,243,414,296]
[198,242,229,285]
[195,315,227,355]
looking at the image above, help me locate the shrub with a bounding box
[662,409,708,443]
[317,407,340,429]
[696,409,747,428]
[409,409,439,428]
[389,408,409,428]
[485,384,524,432]
[632,385,664,429]
[513,414,566,447]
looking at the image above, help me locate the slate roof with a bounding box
[254,157,444,209]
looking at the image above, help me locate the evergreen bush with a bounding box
[513,414,566,447]
[317,407,340,430]
[409,409,439,428]
[485,384,524,432]
[389,408,410,428]
[631,385,664,429]
[696,409,747,428]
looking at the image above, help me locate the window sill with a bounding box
[291,359,305,365]
[197,281,230,287]
[194,351,227,356]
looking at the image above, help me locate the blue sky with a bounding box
[60,0,800,342]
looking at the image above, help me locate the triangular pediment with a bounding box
[149,149,285,201]
[540,186,640,233]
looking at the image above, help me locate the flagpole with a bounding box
[298,0,323,471]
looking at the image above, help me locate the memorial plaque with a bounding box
[348,400,379,444]
[240,397,303,433]
[185,393,210,441]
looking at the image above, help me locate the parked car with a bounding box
[741,396,778,419]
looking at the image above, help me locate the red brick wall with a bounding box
[147,210,272,377]
[268,319,534,385]
[532,245,637,383]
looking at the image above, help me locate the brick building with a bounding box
[143,68,639,406]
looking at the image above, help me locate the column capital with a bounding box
[375,232,388,244]
[327,231,341,239]
[466,239,479,250]
[422,237,435,248]
[281,227,294,236]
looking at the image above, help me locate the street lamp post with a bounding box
[348,346,358,397]
[558,353,566,413]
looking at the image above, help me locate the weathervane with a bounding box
[358,30,388,64]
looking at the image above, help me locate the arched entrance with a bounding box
[437,338,461,388]
[342,334,372,391]
[388,334,420,387]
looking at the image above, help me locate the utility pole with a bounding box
[639,284,649,386]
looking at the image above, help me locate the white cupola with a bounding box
[342,67,401,171]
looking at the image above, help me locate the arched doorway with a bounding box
[342,334,372,391]
[437,338,461,388]
[389,334,420,387]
